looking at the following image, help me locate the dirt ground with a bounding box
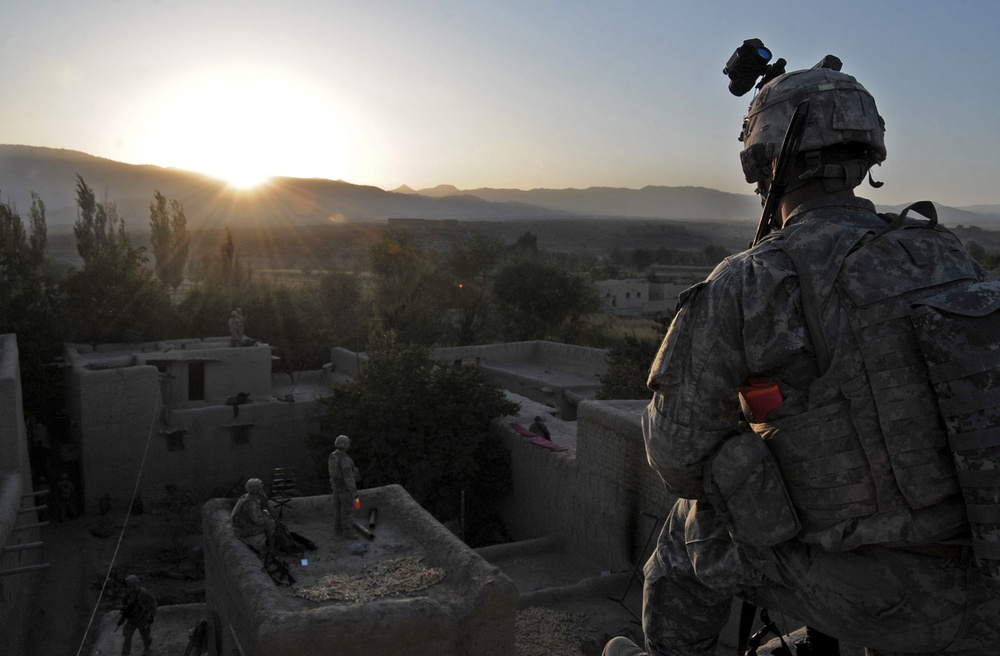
[25,501,207,656]
[23,500,646,656]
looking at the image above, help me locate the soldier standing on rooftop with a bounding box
[329,434,361,538]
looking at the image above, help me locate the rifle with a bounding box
[749,99,812,248]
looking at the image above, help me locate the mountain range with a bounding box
[2,144,999,232]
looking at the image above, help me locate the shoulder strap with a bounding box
[876,200,937,237]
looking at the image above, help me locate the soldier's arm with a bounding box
[342,458,358,498]
[644,263,748,499]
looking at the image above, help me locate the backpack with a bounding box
[794,200,1000,590]
[911,277,1000,593]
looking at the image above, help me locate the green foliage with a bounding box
[311,331,519,520]
[198,225,247,288]
[596,333,663,400]
[0,194,61,416]
[437,235,505,345]
[60,248,175,344]
[314,271,369,352]
[149,190,190,291]
[63,176,176,344]
[492,257,603,342]
[514,231,538,252]
[72,175,132,265]
[368,233,445,345]
[243,282,325,375]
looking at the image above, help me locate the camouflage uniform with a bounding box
[230,490,275,548]
[329,448,360,536]
[639,197,1000,656]
[120,581,156,655]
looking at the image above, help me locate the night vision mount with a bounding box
[723,38,785,96]
[724,38,844,96]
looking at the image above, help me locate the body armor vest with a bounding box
[754,205,981,550]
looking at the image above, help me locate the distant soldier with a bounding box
[328,435,360,538]
[230,478,275,550]
[529,415,552,440]
[228,309,244,347]
[118,574,156,656]
[55,473,76,522]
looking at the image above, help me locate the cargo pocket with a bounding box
[705,432,801,547]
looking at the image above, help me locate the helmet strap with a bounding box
[867,169,885,189]
[794,150,872,192]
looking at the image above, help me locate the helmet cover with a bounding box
[740,66,886,185]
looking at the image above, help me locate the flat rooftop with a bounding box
[203,485,518,656]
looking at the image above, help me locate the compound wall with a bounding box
[0,334,44,656]
[496,398,676,573]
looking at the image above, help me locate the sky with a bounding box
[2,1,999,207]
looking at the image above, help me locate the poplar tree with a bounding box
[149,190,190,292]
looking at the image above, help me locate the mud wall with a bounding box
[203,485,517,656]
[72,361,320,513]
[0,334,43,656]
[496,399,675,573]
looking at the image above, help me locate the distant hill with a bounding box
[400,183,764,222]
[405,185,1000,229]
[0,145,566,232]
[3,145,999,232]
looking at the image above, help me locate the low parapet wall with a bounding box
[203,485,517,656]
[495,398,675,573]
[433,340,607,376]
[434,341,607,420]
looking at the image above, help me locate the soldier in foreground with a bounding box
[118,574,157,656]
[606,42,1000,655]
[230,477,276,550]
[329,434,361,538]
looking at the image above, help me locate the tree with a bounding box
[0,194,60,418]
[514,231,538,252]
[492,257,603,342]
[368,233,443,345]
[73,175,130,265]
[27,193,47,270]
[596,333,662,400]
[315,271,368,352]
[311,331,519,525]
[149,190,190,292]
[438,235,505,345]
[63,177,175,344]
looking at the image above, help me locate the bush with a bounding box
[310,331,519,524]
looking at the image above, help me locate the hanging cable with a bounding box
[74,383,158,656]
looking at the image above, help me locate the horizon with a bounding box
[3,2,1000,207]
[11,143,1000,215]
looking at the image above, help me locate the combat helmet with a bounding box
[740,60,886,192]
[245,477,264,493]
[334,434,351,450]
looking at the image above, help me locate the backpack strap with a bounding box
[876,200,937,236]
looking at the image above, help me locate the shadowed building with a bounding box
[64,337,322,514]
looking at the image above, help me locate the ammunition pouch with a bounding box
[705,432,801,546]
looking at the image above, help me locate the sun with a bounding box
[133,67,361,190]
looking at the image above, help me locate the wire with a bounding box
[74,388,158,656]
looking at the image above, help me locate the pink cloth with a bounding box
[509,423,568,452]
